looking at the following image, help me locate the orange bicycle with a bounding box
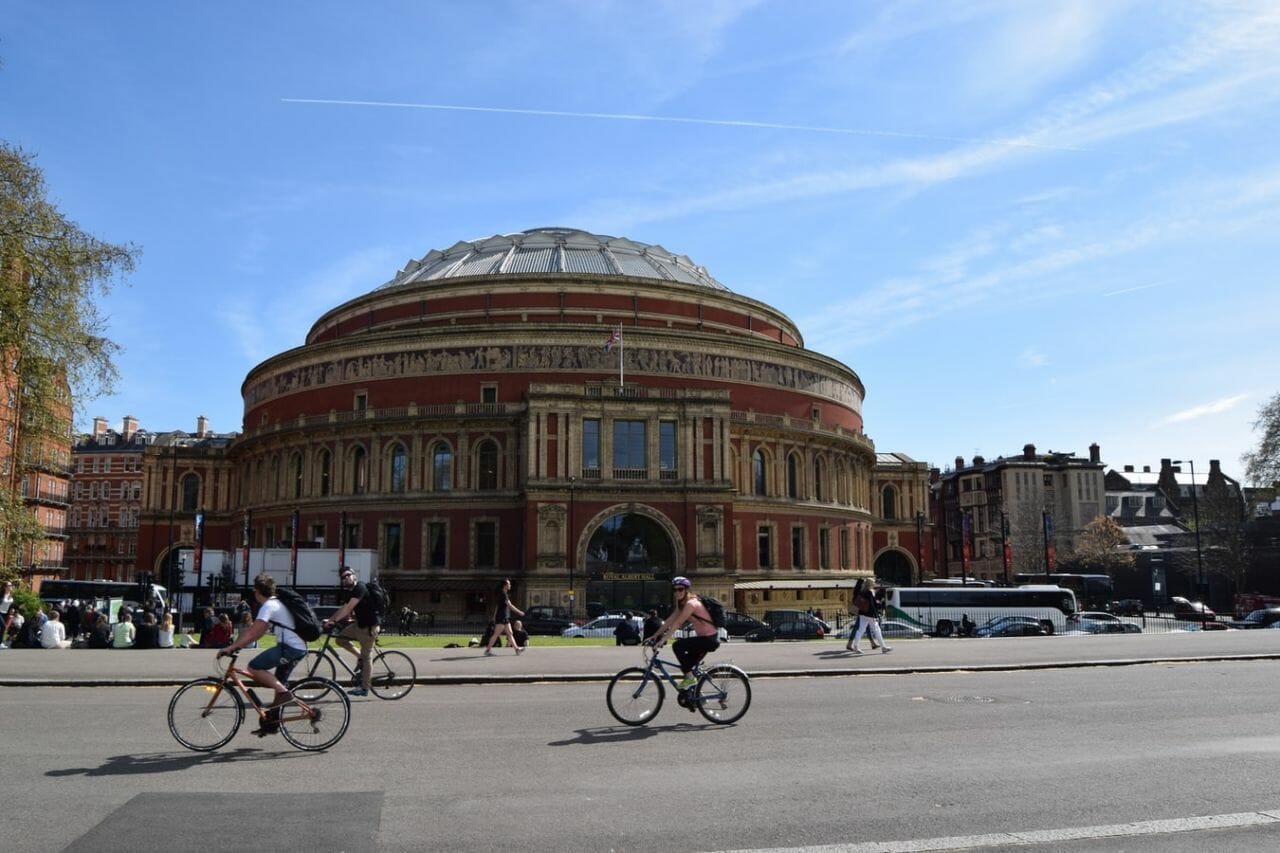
[167,652,351,751]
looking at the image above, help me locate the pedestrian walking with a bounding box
[847,579,891,655]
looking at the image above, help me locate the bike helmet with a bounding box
[671,576,691,589]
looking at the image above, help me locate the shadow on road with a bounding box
[47,748,309,777]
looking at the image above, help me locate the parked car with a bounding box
[723,610,768,637]
[1170,597,1215,621]
[829,620,924,640]
[743,619,826,642]
[521,609,574,635]
[971,616,1048,638]
[1228,607,1280,629]
[762,610,831,632]
[1106,599,1144,616]
[561,615,642,638]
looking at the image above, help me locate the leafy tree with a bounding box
[0,142,137,570]
[1243,392,1280,487]
[1198,474,1252,598]
[1061,515,1135,576]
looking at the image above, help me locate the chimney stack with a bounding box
[196,415,209,438]
[1089,443,1101,464]
[122,415,138,440]
[973,455,985,467]
[955,455,965,471]
[93,416,108,437]
[1023,443,1036,461]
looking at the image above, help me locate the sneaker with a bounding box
[348,687,368,697]
[514,646,524,655]
[255,706,282,736]
[677,674,697,690]
[849,647,863,655]
[870,643,880,649]
[483,649,494,656]
[881,646,893,654]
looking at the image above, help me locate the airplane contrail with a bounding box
[281,98,1084,151]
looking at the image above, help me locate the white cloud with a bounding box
[1018,347,1048,368]
[1158,393,1250,426]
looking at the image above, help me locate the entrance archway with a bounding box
[874,548,915,587]
[581,507,681,615]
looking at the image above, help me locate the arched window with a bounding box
[389,444,407,493]
[432,442,452,492]
[477,440,498,490]
[787,453,800,499]
[317,449,331,496]
[753,449,767,496]
[292,452,304,499]
[181,474,200,512]
[351,446,368,495]
[813,457,825,502]
[882,485,898,520]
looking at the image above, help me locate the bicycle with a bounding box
[293,624,416,700]
[167,652,351,752]
[606,642,751,726]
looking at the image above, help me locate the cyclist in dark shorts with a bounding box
[483,578,525,656]
[217,573,308,734]
[645,576,720,690]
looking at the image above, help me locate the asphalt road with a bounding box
[3,633,1280,851]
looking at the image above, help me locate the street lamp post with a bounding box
[1172,459,1205,621]
[568,476,576,620]
[914,511,926,586]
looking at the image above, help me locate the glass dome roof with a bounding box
[380,227,729,292]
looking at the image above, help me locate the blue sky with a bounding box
[5,1,1279,482]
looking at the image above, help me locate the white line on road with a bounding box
[709,809,1280,852]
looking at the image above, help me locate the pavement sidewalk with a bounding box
[3,629,1279,687]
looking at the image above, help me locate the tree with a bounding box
[1199,474,1252,599]
[0,142,137,572]
[1062,515,1135,576]
[1243,392,1280,487]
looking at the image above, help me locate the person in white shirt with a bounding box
[40,609,72,649]
[218,573,309,736]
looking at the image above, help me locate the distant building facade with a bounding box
[871,452,933,586]
[931,443,1106,583]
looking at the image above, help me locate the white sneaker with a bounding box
[849,647,863,655]
[881,646,893,654]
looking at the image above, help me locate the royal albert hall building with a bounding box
[233,227,882,622]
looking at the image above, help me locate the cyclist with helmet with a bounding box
[646,576,720,690]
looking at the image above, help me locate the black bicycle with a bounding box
[606,642,751,726]
[293,625,416,700]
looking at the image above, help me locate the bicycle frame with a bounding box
[638,644,723,701]
[306,628,368,680]
[215,652,317,727]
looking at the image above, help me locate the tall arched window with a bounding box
[318,449,331,496]
[351,446,368,495]
[292,452,304,499]
[477,440,498,490]
[813,457,825,502]
[753,449,767,496]
[181,473,200,512]
[389,444,407,493]
[432,442,452,492]
[787,453,800,499]
[882,485,898,520]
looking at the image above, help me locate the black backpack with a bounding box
[366,579,390,623]
[697,595,727,629]
[271,587,322,642]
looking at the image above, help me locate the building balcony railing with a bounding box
[242,401,526,440]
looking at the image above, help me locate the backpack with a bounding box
[271,587,322,642]
[696,595,727,629]
[366,579,390,624]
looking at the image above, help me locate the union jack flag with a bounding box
[604,325,621,352]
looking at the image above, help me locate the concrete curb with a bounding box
[6,651,1279,688]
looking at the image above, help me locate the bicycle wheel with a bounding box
[280,677,351,751]
[291,651,335,701]
[369,649,416,700]
[606,667,664,726]
[696,665,751,725]
[168,677,244,751]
